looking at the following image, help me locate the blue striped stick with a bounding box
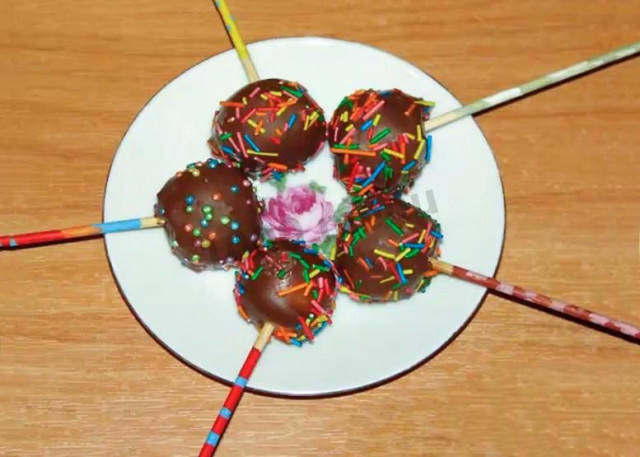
[199,322,275,457]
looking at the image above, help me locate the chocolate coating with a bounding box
[155,159,262,271]
[328,89,434,195]
[234,239,337,345]
[209,79,327,179]
[335,194,442,302]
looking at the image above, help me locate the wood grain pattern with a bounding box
[1,1,639,455]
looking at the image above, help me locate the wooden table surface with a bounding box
[1,1,639,455]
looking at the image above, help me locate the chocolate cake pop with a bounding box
[328,89,434,195]
[334,193,442,302]
[209,79,327,180]
[155,159,262,271]
[234,239,338,345]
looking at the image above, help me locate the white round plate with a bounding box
[104,37,505,396]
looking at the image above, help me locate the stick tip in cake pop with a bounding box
[328,88,435,196]
[155,158,262,271]
[209,79,327,181]
[334,193,442,303]
[234,238,338,345]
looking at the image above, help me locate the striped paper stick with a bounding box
[423,41,640,132]
[430,259,640,340]
[199,322,275,457]
[0,216,163,249]
[211,0,259,82]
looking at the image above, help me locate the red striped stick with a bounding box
[198,322,275,457]
[0,217,163,249]
[430,259,640,340]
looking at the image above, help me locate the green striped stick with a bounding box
[424,41,640,131]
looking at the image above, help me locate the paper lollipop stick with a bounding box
[198,323,274,457]
[211,0,259,82]
[423,41,640,132]
[0,216,163,249]
[197,7,266,451]
[430,259,640,340]
[198,240,338,455]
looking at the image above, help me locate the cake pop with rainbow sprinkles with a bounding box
[209,79,327,180]
[334,193,442,302]
[234,239,338,345]
[328,89,434,195]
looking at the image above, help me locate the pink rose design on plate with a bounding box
[262,185,336,244]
